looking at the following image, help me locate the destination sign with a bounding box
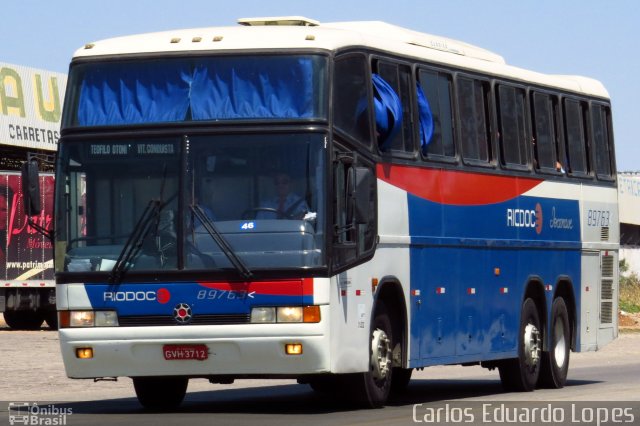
[88,142,177,158]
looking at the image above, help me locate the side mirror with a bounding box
[347,166,374,225]
[21,159,41,216]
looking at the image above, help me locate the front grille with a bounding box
[118,313,251,327]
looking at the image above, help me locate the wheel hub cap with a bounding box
[524,323,541,369]
[371,328,392,381]
[554,321,567,368]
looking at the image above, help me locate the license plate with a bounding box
[163,344,208,360]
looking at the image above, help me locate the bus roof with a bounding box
[73,17,609,99]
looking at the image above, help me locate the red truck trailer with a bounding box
[1,172,55,329]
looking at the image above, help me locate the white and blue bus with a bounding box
[44,17,618,408]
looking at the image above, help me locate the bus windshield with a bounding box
[62,55,328,128]
[55,133,327,277]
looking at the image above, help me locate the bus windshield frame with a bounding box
[54,131,329,282]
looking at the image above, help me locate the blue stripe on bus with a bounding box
[405,189,582,365]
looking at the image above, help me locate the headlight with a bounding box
[251,306,320,323]
[250,307,275,323]
[70,311,94,327]
[61,310,119,328]
[95,311,119,327]
[277,307,303,323]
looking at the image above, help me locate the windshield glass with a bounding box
[56,137,181,274]
[62,55,328,129]
[55,133,326,276]
[184,133,325,271]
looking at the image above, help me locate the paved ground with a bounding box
[1,316,639,403]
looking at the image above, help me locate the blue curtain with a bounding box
[76,57,316,126]
[416,83,434,150]
[77,62,191,126]
[191,57,314,120]
[372,74,402,150]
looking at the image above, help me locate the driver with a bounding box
[256,172,308,219]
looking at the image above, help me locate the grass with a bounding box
[620,259,640,313]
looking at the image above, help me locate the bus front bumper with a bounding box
[59,307,330,379]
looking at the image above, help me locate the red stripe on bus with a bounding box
[376,164,543,206]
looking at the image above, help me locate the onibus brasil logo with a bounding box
[8,402,72,425]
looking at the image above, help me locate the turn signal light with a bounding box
[285,343,303,355]
[303,306,321,323]
[75,347,94,359]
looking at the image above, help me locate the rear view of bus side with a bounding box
[47,17,617,409]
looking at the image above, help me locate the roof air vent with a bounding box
[237,16,320,27]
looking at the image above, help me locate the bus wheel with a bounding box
[348,304,393,407]
[133,376,188,410]
[538,297,570,388]
[498,298,542,392]
[3,310,44,330]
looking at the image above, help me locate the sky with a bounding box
[2,0,638,170]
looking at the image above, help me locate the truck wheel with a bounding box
[498,298,542,392]
[3,311,44,330]
[347,303,393,408]
[538,297,570,388]
[44,310,58,330]
[133,376,188,410]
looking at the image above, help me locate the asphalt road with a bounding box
[1,323,639,426]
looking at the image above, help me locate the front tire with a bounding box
[538,297,570,388]
[347,304,394,408]
[133,376,188,410]
[499,298,542,392]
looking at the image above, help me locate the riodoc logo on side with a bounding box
[506,203,543,235]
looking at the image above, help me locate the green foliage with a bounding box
[619,259,640,313]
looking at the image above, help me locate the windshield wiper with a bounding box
[109,199,161,284]
[190,204,253,280]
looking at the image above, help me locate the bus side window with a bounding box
[418,68,455,159]
[375,61,415,154]
[457,76,492,164]
[591,104,614,179]
[563,98,590,176]
[496,84,528,169]
[531,92,564,173]
[334,55,372,147]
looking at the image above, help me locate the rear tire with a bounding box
[498,298,542,392]
[133,376,188,410]
[346,304,393,408]
[538,297,570,388]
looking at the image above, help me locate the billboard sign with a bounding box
[1,62,67,151]
[1,172,54,283]
[618,173,640,226]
